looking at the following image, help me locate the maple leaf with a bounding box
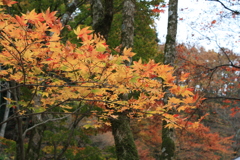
[97,53,108,60]
[180,72,190,81]
[42,8,57,24]
[123,48,136,58]
[49,22,62,34]
[74,26,93,40]
[168,97,183,105]
[22,10,44,23]
[177,105,189,112]
[15,15,27,26]
[35,21,49,32]
[2,0,17,7]
[152,8,165,13]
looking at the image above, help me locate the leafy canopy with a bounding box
[0,1,196,127]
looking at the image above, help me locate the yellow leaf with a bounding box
[168,97,183,105]
[42,92,48,97]
[177,105,188,112]
[0,70,8,76]
[74,26,92,40]
[165,123,179,129]
[42,146,53,154]
[3,97,12,102]
[123,48,136,57]
[110,115,118,119]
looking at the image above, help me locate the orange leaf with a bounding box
[74,26,93,40]
[2,0,17,6]
[15,15,26,26]
[180,72,190,81]
[42,8,57,24]
[22,10,44,23]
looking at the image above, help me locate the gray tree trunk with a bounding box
[164,0,178,66]
[161,0,179,159]
[110,0,139,160]
[121,0,135,66]
[0,82,10,138]
[91,0,113,41]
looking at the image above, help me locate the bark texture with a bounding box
[121,0,135,65]
[162,0,179,159]
[110,114,139,160]
[91,0,113,41]
[164,0,178,66]
[10,81,25,160]
[0,82,10,138]
[110,0,139,160]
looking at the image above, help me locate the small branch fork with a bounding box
[210,0,240,15]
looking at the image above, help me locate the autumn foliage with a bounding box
[0,1,236,159]
[0,1,197,124]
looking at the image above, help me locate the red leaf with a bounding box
[152,8,165,13]
[179,18,184,20]
[149,74,158,79]
[173,114,179,117]
[161,4,166,8]
[223,99,231,103]
[211,20,216,24]
[97,53,108,60]
[46,58,53,61]
[187,88,194,92]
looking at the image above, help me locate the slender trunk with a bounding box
[10,81,25,160]
[162,0,178,159]
[164,0,178,66]
[121,0,135,66]
[0,83,10,138]
[110,0,139,160]
[16,116,25,160]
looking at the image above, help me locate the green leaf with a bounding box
[130,76,140,83]
[96,46,106,52]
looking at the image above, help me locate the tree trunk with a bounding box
[162,0,178,159]
[0,82,10,138]
[9,81,25,160]
[110,0,139,160]
[164,0,178,66]
[121,0,135,66]
[110,113,139,160]
[91,0,113,41]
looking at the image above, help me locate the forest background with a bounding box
[0,0,239,160]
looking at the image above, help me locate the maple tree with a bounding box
[172,44,239,159]
[0,0,237,159]
[5,0,162,63]
[0,1,202,159]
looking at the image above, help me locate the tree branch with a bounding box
[203,96,240,103]
[211,0,240,15]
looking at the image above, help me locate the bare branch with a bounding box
[203,96,240,103]
[22,114,70,137]
[211,0,240,15]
